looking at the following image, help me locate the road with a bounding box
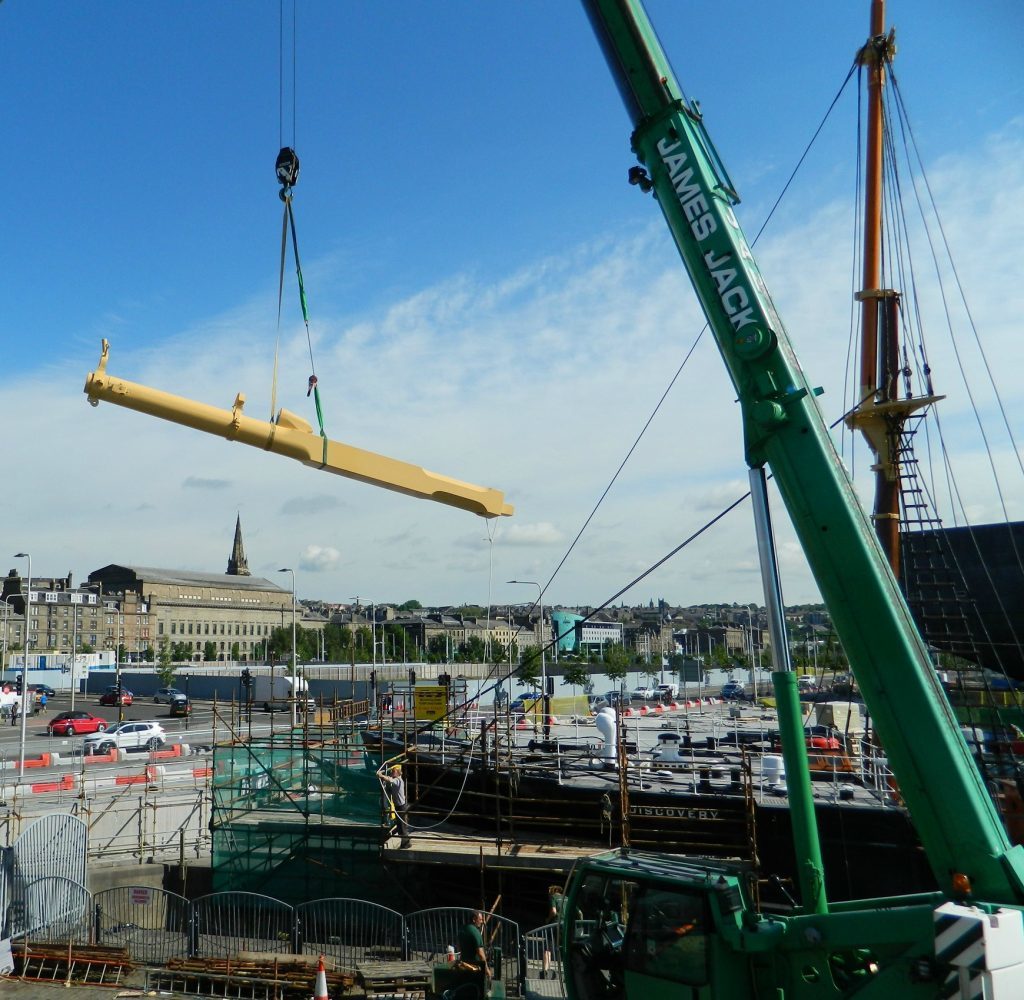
[0,690,296,776]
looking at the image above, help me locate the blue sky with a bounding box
[3,1,1023,612]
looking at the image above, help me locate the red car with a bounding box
[99,686,134,707]
[47,711,109,736]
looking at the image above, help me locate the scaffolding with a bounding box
[210,699,383,899]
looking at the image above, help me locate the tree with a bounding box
[399,600,423,611]
[603,642,631,682]
[231,642,241,661]
[460,635,487,662]
[426,635,448,663]
[562,662,590,704]
[203,641,217,661]
[517,651,541,688]
[563,662,589,688]
[156,641,176,687]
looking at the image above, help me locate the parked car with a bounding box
[29,683,57,698]
[154,687,186,704]
[721,680,746,700]
[168,697,192,718]
[99,686,134,707]
[630,685,658,701]
[657,682,679,700]
[47,711,109,736]
[510,695,541,715]
[83,720,167,755]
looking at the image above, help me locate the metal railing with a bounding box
[8,881,533,984]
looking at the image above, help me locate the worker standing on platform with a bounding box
[458,911,491,981]
[380,764,412,848]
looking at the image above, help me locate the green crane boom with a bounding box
[562,2,1024,998]
[582,0,1024,906]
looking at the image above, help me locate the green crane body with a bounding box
[563,1,1024,997]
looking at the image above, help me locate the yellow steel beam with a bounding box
[84,341,513,519]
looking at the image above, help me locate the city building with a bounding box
[87,517,300,662]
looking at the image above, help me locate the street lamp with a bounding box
[14,552,31,778]
[508,580,547,737]
[278,568,298,726]
[1,596,17,675]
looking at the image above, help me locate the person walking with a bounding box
[380,764,412,848]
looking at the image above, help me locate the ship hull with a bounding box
[901,522,1024,678]
[365,731,934,903]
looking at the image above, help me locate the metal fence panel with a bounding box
[13,876,92,944]
[12,814,87,886]
[194,891,295,958]
[296,898,404,969]
[95,885,192,964]
[405,907,519,971]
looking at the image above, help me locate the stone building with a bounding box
[88,518,295,662]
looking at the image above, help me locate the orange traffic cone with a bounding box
[313,954,329,1000]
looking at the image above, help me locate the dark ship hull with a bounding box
[901,521,1024,678]
[364,730,934,903]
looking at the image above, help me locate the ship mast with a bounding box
[848,0,939,575]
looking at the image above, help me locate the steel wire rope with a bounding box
[508,62,861,654]
[884,68,1024,680]
[840,55,1024,743]
[840,65,867,471]
[887,69,1024,551]
[890,68,1024,485]
[379,65,860,828]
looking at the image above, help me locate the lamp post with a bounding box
[508,580,547,737]
[278,568,298,726]
[14,552,31,778]
[1,597,14,675]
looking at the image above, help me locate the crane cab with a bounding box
[562,851,756,1000]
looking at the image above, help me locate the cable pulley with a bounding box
[275,146,300,198]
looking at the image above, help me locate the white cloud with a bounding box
[5,125,1022,611]
[498,523,565,547]
[299,546,343,573]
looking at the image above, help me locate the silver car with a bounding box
[83,721,167,755]
[153,687,185,704]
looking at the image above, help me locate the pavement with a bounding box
[1,971,148,1000]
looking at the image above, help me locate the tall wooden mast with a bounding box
[848,0,939,576]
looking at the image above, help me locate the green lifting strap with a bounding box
[283,196,326,440]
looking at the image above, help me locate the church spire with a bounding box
[226,514,251,576]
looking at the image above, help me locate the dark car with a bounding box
[99,686,134,707]
[47,711,109,736]
[29,683,57,698]
[169,697,192,718]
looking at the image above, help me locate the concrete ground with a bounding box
[1,968,148,1000]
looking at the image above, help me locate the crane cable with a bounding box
[270,1,326,447]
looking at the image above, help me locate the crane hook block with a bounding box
[276,147,300,190]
